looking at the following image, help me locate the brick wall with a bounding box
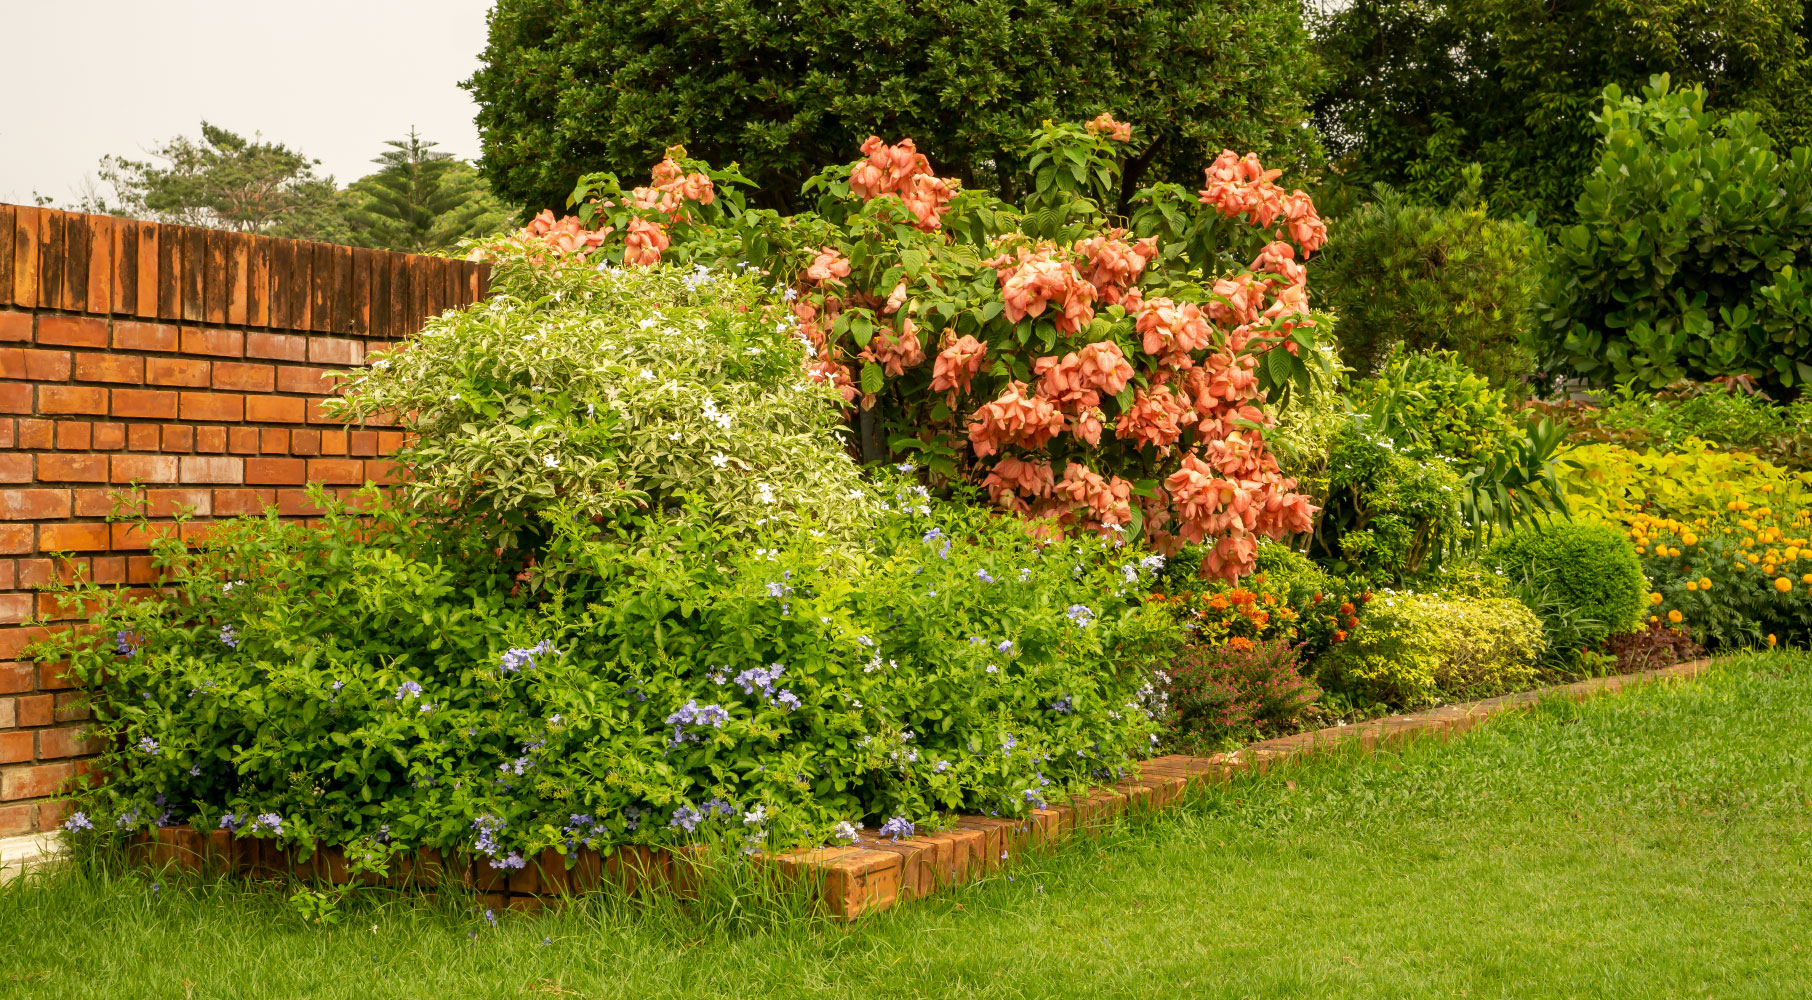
[0,204,488,837]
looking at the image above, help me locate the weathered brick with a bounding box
[110,521,177,551]
[179,392,243,422]
[55,421,90,450]
[111,454,180,484]
[213,489,276,516]
[37,727,97,760]
[88,557,126,586]
[35,798,71,833]
[36,454,108,482]
[308,337,363,366]
[16,694,53,727]
[194,425,227,453]
[145,489,209,517]
[0,698,12,728]
[246,332,307,361]
[0,383,32,414]
[0,524,33,554]
[110,388,179,420]
[213,362,275,392]
[180,327,243,358]
[0,662,32,694]
[113,320,179,352]
[1,762,77,801]
[38,522,110,551]
[307,458,366,485]
[245,395,306,423]
[37,385,108,415]
[162,425,193,453]
[0,733,32,764]
[227,426,260,453]
[318,429,348,456]
[179,456,244,485]
[245,457,307,485]
[275,490,324,516]
[290,429,322,456]
[38,660,78,693]
[0,454,33,484]
[0,311,31,342]
[126,424,159,450]
[16,420,51,450]
[145,356,210,387]
[0,348,71,381]
[0,490,72,520]
[37,315,109,348]
[365,459,398,485]
[277,366,339,395]
[259,428,289,453]
[91,422,125,450]
[75,353,144,383]
[0,593,31,624]
[0,421,12,449]
[0,803,31,837]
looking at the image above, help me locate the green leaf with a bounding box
[861,362,885,395]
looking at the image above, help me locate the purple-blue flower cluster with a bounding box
[665,699,730,745]
[394,680,424,701]
[1064,604,1096,627]
[733,664,800,712]
[218,624,239,649]
[500,639,558,674]
[63,811,93,832]
[877,816,915,840]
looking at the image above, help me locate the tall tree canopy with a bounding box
[342,130,517,253]
[465,0,1324,215]
[1310,0,1812,220]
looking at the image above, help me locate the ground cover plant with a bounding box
[7,651,1808,999]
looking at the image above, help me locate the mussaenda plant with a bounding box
[476,116,1329,583]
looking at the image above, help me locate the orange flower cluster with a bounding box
[859,320,926,377]
[1198,150,1327,253]
[631,149,715,219]
[981,455,1056,513]
[1050,462,1134,532]
[501,209,615,258]
[930,333,988,405]
[1085,113,1133,143]
[849,136,954,231]
[1134,297,1215,366]
[1075,232,1158,305]
[622,218,670,266]
[804,247,852,285]
[987,245,1098,335]
[1164,440,1317,580]
[966,381,1065,458]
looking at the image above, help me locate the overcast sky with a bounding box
[0,0,494,205]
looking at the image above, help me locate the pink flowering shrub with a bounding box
[482,118,1330,582]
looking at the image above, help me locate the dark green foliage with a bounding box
[1311,423,1466,583]
[1310,0,1812,222]
[342,130,517,253]
[1317,183,1539,386]
[1535,78,1812,393]
[1486,521,1646,648]
[466,0,1322,215]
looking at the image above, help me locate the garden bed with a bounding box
[113,656,1714,920]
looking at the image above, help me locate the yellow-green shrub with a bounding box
[1558,439,1812,525]
[1318,593,1545,708]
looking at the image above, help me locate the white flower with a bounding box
[542,455,560,469]
[639,368,653,379]
[711,453,730,468]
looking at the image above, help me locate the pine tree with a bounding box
[343,129,515,253]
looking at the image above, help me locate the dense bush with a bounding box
[1318,592,1544,708]
[1556,440,1812,525]
[1626,504,1812,648]
[1603,620,1704,675]
[1353,349,1518,466]
[1485,522,1645,649]
[1311,423,1466,583]
[1539,384,1812,470]
[1316,184,1539,386]
[486,119,1330,582]
[41,485,1179,861]
[1536,78,1812,393]
[1310,0,1812,221]
[468,0,1323,216]
[1163,639,1319,750]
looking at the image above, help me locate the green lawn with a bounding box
[6,651,1811,1000]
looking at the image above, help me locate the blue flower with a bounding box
[137,736,159,756]
[394,680,424,701]
[1049,695,1073,715]
[669,804,706,833]
[114,631,140,657]
[500,639,558,674]
[976,569,996,583]
[218,813,242,833]
[997,639,1014,653]
[488,851,527,870]
[774,689,801,712]
[877,816,915,840]
[251,812,283,836]
[218,624,239,648]
[63,811,94,832]
[1064,604,1096,627]
[934,760,950,773]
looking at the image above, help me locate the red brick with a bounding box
[110,522,177,551]
[0,383,31,414]
[113,320,179,352]
[0,311,31,342]
[38,660,77,693]
[111,454,179,484]
[195,426,227,453]
[0,561,13,589]
[36,798,72,832]
[0,489,72,520]
[213,489,275,516]
[0,421,11,449]
[90,556,126,585]
[162,425,193,453]
[0,454,31,484]
[0,733,32,764]
[245,395,306,423]
[126,424,159,450]
[37,727,96,760]
[16,693,53,727]
[180,392,243,422]
[0,662,32,694]
[246,332,307,361]
[145,489,209,517]
[259,428,289,453]
[0,627,49,661]
[213,362,275,392]
[0,803,31,837]
[0,348,71,381]
[318,430,348,456]
[91,422,125,450]
[75,353,144,384]
[126,556,157,584]
[55,421,91,450]
[0,697,11,728]
[306,399,343,425]
[145,356,210,387]
[37,315,109,348]
[181,327,243,357]
[227,427,259,453]
[179,456,244,485]
[37,385,108,415]
[308,337,363,366]
[38,522,110,551]
[276,490,325,516]
[246,457,306,485]
[290,429,322,456]
[0,592,31,624]
[15,558,59,587]
[1,762,77,801]
[110,388,178,420]
[0,525,33,554]
[377,431,404,454]
[37,454,108,482]
[307,458,365,484]
[277,366,339,395]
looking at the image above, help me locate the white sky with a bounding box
[0,0,494,205]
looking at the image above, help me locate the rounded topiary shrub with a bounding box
[1485,521,1645,646]
[1317,593,1545,708]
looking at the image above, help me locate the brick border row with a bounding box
[72,657,1717,917]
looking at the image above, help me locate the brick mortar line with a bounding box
[0,656,1721,907]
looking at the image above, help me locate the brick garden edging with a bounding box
[7,657,1717,911]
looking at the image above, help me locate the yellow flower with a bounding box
[1749,553,1762,564]
[1768,633,1779,647]
[1649,592,1663,605]
[1776,577,1793,593]
[1698,577,1712,590]
[1650,615,1660,623]
[1685,581,1698,591]
[1682,533,1698,546]
[1667,609,1684,623]
[1788,547,1801,561]
[1802,573,1812,585]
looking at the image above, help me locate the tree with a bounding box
[465,0,1323,216]
[81,122,350,242]
[342,129,517,253]
[1309,0,1812,222]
